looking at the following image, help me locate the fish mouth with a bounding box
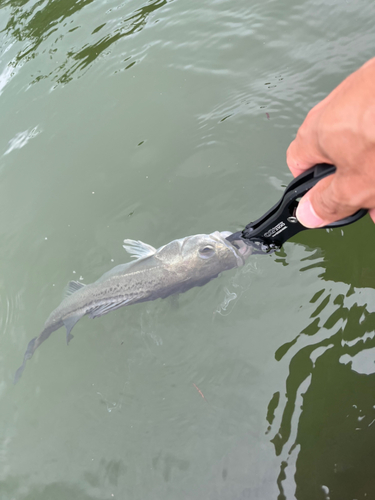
[210,231,252,265]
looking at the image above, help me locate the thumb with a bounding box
[296,175,360,228]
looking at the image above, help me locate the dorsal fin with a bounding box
[64,280,86,297]
[123,239,156,260]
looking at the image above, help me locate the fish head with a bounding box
[197,230,252,265]
[160,231,252,283]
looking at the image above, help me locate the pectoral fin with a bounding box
[89,297,135,319]
[63,315,83,344]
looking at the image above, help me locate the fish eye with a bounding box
[199,245,215,259]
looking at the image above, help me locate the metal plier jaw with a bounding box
[226,163,368,254]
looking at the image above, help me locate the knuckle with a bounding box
[286,145,294,164]
[296,120,309,141]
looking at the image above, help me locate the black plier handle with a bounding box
[226,163,368,254]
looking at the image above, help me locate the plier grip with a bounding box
[226,163,368,254]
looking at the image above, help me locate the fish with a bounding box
[14,231,251,382]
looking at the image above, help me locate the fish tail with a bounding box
[14,319,64,383]
[14,337,37,384]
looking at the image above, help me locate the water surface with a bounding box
[1,0,375,498]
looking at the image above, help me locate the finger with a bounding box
[286,127,328,178]
[286,139,314,178]
[369,208,375,223]
[296,175,362,228]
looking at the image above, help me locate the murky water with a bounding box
[1,0,375,498]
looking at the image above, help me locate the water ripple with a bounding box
[0,0,172,90]
[268,282,375,497]
[3,126,41,156]
[0,281,21,339]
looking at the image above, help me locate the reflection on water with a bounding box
[4,127,40,155]
[1,0,169,88]
[268,224,375,499]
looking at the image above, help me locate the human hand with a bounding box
[286,57,375,227]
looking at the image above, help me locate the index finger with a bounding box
[286,139,312,178]
[286,121,328,178]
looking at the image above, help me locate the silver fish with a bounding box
[15,231,251,382]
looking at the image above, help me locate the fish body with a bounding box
[15,231,250,381]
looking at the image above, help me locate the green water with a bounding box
[1,0,375,498]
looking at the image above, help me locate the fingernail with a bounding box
[296,198,325,228]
